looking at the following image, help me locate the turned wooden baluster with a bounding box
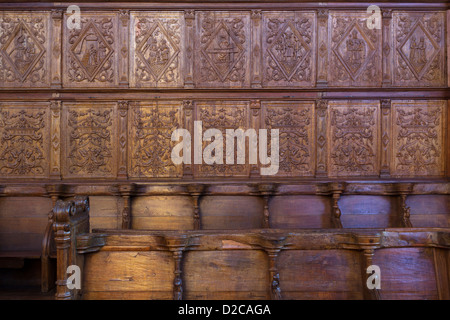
[119,184,135,229]
[397,183,413,228]
[258,184,276,229]
[187,184,205,230]
[329,182,344,228]
[165,235,189,300]
[357,234,382,300]
[260,233,287,300]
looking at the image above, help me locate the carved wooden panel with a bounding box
[391,100,446,177]
[130,11,184,88]
[0,12,51,88]
[0,102,50,178]
[63,12,119,87]
[262,11,316,88]
[393,11,446,87]
[195,101,250,177]
[129,101,182,178]
[328,101,380,177]
[194,11,251,88]
[62,102,117,178]
[328,11,382,87]
[262,101,315,176]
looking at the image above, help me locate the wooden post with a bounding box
[329,182,344,228]
[165,235,189,300]
[397,183,413,228]
[258,184,276,228]
[187,184,205,230]
[260,233,286,300]
[119,184,135,229]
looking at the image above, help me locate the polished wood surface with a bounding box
[0,0,448,300]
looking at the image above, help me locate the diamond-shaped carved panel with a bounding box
[63,12,118,87]
[262,11,316,87]
[131,12,184,87]
[0,12,50,87]
[328,12,381,87]
[393,12,446,87]
[195,12,251,88]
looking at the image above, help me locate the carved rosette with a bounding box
[129,102,182,178]
[64,13,118,87]
[196,101,249,177]
[64,103,117,178]
[262,11,316,87]
[328,101,379,177]
[392,100,445,176]
[262,102,315,176]
[0,104,50,177]
[195,11,250,87]
[328,12,381,87]
[393,11,446,87]
[131,12,184,87]
[0,12,50,87]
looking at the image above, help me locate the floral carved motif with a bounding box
[329,104,379,176]
[67,107,114,176]
[130,105,181,178]
[0,108,48,176]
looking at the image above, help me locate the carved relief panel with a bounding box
[391,100,446,177]
[328,101,380,177]
[195,101,250,177]
[129,101,182,178]
[130,11,184,88]
[262,101,315,176]
[194,11,251,88]
[262,11,316,87]
[63,12,119,87]
[0,102,50,178]
[0,12,51,87]
[62,102,117,178]
[393,11,446,87]
[328,11,382,87]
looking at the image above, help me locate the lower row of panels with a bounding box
[0,99,448,179]
[0,194,448,252]
[81,247,449,300]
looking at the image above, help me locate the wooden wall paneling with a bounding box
[49,100,61,179]
[62,102,118,179]
[316,9,328,87]
[315,99,328,177]
[194,100,250,178]
[262,11,316,88]
[131,196,194,230]
[433,248,450,300]
[391,100,446,177]
[250,99,261,177]
[328,11,382,87]
[380,99,391,177]
[184,10,195,88]
[373,248,439,299]
[382,9,393,87]
[63,11,119,88]
[0,102,51,178]
[87,196,122,230]
[392,11,446,87]
[327,100,380,177]
[0,11,51,88]
[182,100,194,178]
[117,101,129,179]
[406,195,450,228]
[118,10,130,87]
[50,9,63,88]
[194,11,251,88]
[250,10,262,88]
[128,101,183,178]
[130,11,184,88]
[183,250,270,299]
[261,100,315,177]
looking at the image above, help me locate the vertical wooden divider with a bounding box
[187,184,205,230]
[165,235,189,300]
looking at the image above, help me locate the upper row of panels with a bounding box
[0,10,447,88]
